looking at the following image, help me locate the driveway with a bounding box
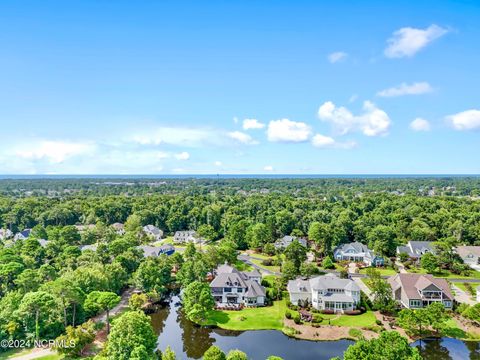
[451,283,476,305]
[237,254,280,276]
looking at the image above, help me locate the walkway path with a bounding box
[395,261,408,274]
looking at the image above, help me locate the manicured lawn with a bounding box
[249,258,280,273]
[359,267,397,276]
[329,311,376,327]
[0,349,64,360]
[233,259,253,272]
[454,282,477,297]
[204,299,287,330]
[407,267,480,279]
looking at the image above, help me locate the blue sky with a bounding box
[0,0,479,174]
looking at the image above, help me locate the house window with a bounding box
[237,288,243,292]
[410,300,421,308]
[224,287,232,292]
[443,301,452,308]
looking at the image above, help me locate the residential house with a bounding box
[287,273,361,312]
[38,239,49,248]
[0,229,13,240]
[174,230,201,244]
[136,244,175,257]
[111,223,125,235]
[274,235,307,250]
[79,244,97,252]
[388,273,453,309]
[396,241,435,260]
[13,229,31,241]
[455,246,480,267]
[210,263,265,307]
[143,225,163,241]
[333,242,384,266]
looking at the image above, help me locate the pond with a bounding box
[150,295,480,360]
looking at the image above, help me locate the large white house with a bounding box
[174,230,201,244]
[143,225,163,241]
[333,242,384,266]
[287,274,361,312]
[210,264,265,307]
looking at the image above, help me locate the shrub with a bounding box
[464,282,475,296]
[285,311,292,319]
[348,328,363,339]
[344,309,362,315]
[456,303,470,314]
[339,269,349,279]
[293,314,301,324]
[312,314,323,323]
[311,323,321,328]
[321,309,334,315]
[399,253,409,263]
[375,319,382,326]
[322,256,335,269]
[262,258,274,266]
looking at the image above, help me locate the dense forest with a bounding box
[1,177,480,358]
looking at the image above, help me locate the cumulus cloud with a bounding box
[311,134,356,149]
[267,119,312,143]
[385,24,449,58]
[227,131,258,145]
[410,118,431,132]
[174,151,190,160]
[318,101,391,136]
[242,118,265,130]
[264,165,274,171]
[328,51,348,63]
[446,109,480,131]
[377,82,433,97]
[15,140,96,163]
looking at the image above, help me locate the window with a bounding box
[237,288,243,292]
[410,300,421,308]
[224,287,232,292]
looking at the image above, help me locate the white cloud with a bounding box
[410,118,431,132]
[242,118,265,130]
[385,24,449,58]
[214,161,222,166]
[328,51,348,63]
[446,109,480,131]
[264,165,274,171]
[174,151,190,160]
[349,94,358,103]
[131,126,221,147]
[227,131,258,145]
[377,82,433,97]
[318,101,391,136]
[311,134,356,149]
[15,141,96,163]
[267,119,312,143]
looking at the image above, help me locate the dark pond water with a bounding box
[150,295,480,360]
[412,337,480,360]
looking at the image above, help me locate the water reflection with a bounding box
[150,295,353,359]
[413,337,480,360]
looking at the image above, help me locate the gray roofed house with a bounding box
[143,225,163,240]
[287,273,361,312]
[174,230,201,244]
[136,244,175,257]
[274,235,307,250]
[396,241,435,260]
[456,246,480,268]
[13,229,31,241]
[111,223,125,235]
[388,273,453,309]
[333,242,384,266]
[210,263,265,307]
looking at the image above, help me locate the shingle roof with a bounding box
[388,273,453,301]
[456,246,480,258]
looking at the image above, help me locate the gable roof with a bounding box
[456,246,480,258]
[288,274,359,293]
[388,273,453,301]
[397,241,435,258]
